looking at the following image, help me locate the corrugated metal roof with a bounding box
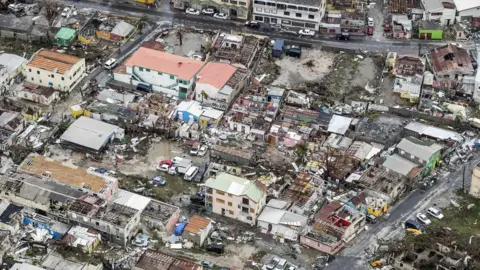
[382,154,418,177]
[111,20,134,37]
[184,215,211,233]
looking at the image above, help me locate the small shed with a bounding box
[272,39,284,58]
[110,20,135,41]
[54,28,77,46]
[183,215,213,247]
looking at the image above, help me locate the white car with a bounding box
[427,207,444,219]
[368,17,374,27]
[213,13,228,20]
[61,7,70,17]
[185,8,200,15]
[198,145,208,156]
[157,164,170,172]
[168,166,178,175]
[416,212,432,225]
[298,29,315,36]
[201,8,215,15]
[172,157,183,164]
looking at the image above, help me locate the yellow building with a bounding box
[199,108,223,128]
[22,107,42,121]
[70,105,84,118]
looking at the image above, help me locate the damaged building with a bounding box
[213,34,260,69]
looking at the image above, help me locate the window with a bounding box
[37,71,40,74]
[250,208,255,213]
[430,12,442,16]
[229,210,234,215]
[216,198,225,204]
[228,202,233,206]
[284,11,290,15]
[296,13,301,17]
[277,3,286,9]
[305,23,316,28]
[271,18,277,23]
[40,80,42,83]
[242,198,249,205]
[231,0,237,4]
[287,5,296,9]
[116,235,120,239]
[158,72,162,75]
[216,190,225,195]
[267,2,275,6]
[95,221,99,226]
[146,68,150,72]
[308,14,314,19]
[29,68,31,72]
[139,67,144,71]
[24,93,27,98]
[239,1,246,5]
[247,216,252,220]
[298,6,307,11]
[51,74,54,78]
[31,77,34,81]
[282,20,291,24]
[61,77,64,81]
[228,194,233,198]
[241,207,249,213]
[256,8,262,12]
[308,8,318,12]
[222,0,228,2]
[170,75,175,79]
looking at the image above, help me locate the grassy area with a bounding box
[403,191,480,266]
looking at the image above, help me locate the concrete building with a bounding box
[421,0,456,25]
[23,49,86,92]
[15,84,58,105]
[252,0,327,30]
[396,136,443,175]
[257,199,307,241]
[59,116,125,154]
[114,47,204,99]
[426,44,474,79]
[0,201,23,235]
[470,164,480,198]
[0,53,27,82]
[195,62,248,111]
[134,249,202,270]
[202,172,267,226]
[452,0,480,21]
[64,226,101,254]
[183,215,213,247]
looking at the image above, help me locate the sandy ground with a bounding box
[272,48,335,87]
[162,31,213,57]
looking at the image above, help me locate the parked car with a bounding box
[271,24,282,30]
[266,257,281,270]
[206,244,224,254]
[194,163,207,182]
[368,17,374,27]
[190,194,205,204]
[94,168,108,174]
[172,157,183,164]
[157,163,170,172]
[200,260,215,268]
[298,29,315,36]
[61,7,70,17]
[275,259,287,269]
[427,207,444,219]
[366,214,377,224]
[245,20,260,28]
[104,58,117,70]
[198,145,208,156]
[416,212,432,225]
[405,219,425,233]
[151,176,166,186]
[201,8,215,15]
[336,32,350,40]
[168,166,178,175]
[214,13,228,19]
[185,8,200,15]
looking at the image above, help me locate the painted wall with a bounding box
[16,90,58,105]
[299,232,344,255]
[23,58,86,92]
[418,29,443,40]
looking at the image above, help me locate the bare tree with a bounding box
[41,0,62,26]
[176,30,183,46]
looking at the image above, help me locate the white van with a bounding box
[104,58,117,70]
[184,166,199,181]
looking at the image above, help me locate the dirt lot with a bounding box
[272,48,335,88]
[162,30,214,57]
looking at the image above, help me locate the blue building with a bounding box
[175,100,203,123]
[22,210,70,239]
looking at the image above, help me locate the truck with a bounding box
[176,159,192,174]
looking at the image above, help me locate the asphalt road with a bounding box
[325,157,478,270]
[69,0,479,55]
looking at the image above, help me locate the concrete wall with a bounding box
[24,58,86,92]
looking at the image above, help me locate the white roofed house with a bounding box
[0,53,27,93]
[257,199,307,241]
[452,0,480,21]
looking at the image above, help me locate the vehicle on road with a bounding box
[151,176,166,186]
[214,13,228,19]
[367,26,374,35]
[368,17,374,27]
[197,145,208,156]
[427,207,444,219]
[184,166,199,181]
[136,83,152,93]
[366,214,377,224]
[159,159,173,167]
[266,257,280,270]
[201,8,215,15]
[270,24,282,31]
[185,8,200,15]
[157,163,170,172]
[298,29,315,36]
[104,58,117,70]
[336,32,350,40]
[416,212,432,225]
[405,219,425,233]
[245,20,260,28]
[200,260,215,268]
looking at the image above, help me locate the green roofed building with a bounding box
[201,172,267,225]
[54,28,77,46]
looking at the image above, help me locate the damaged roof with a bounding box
[27,49,82,74]
[328,115,353,135]
[203,172,266,203]
[257,206,307,227]
[135,250,202,270]
[429,44,474,75]
[396,137,443,161]
[382,154,418,177]
[111,20,134,37]
[184,215,211,233]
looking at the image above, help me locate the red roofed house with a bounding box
[115,47,205,99]
[427,43,474,79]
[299,200,366,255]
[195,62,248,111]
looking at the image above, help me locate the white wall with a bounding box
[195,83,219,101]
[441,8,456,25]
[23,59,86,92]
[253,0,325,29]
[458,7,480,21]
[16,90,58,105]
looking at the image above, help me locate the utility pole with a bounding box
[463,162,467,193]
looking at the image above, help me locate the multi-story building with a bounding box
[470,164,480,198]
[174,0,250,20]
[114,47,204,99]
[421,0,456,26]
[202,172,267,225]
[252,0,327,30]
[23,49,86,92]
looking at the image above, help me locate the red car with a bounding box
[367,26,374,35]
[159,160,173,167]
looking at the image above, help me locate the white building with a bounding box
[114,47,204,99]
[453,0,480,21]
[15,85,58,105]
[0,53,27,93]
[421,0,456,25]
[23,49,86,92]
[252,0,327,30]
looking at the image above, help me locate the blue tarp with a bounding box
[174,222,187,236]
